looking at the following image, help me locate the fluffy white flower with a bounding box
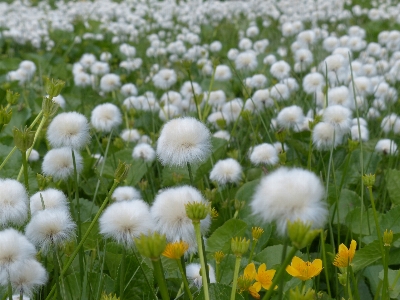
[235,51,258,71]
[156,117,211,167]
[0,179,28,226]
[375,139,398,155]
[0,228,36,274]
[121,129,141,142]
[25,209,76,253]
[251,167,327,235]
[99,73,121,92]
[322,105,352,135]
[213,130,230,141]
[186,263,216,288]
[277,105,304,130]
[42,147,83,181]
[221,98,243,122]
[214,65,232,81]
[112,187,142,202]
[159,104,181,121]
[132,143,156,162]
[351,125,369,141]
[121,83,138,96]
[270,83,290,101]
[312,122,343,150]
[209,158,242,185]
[270,60,291,80]
[91,103,122,132]
[303,72,325,94]
[47,112,90,149]
[152,69,177,90]
[249,143,279,166]
[151,186,211,253]
[99,200,153,246]
[0,259,47,296]
[30,188,68,215]
[27,149,40,162]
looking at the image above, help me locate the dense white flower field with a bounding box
[1,0,400,299]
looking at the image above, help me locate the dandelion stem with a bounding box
[193,221,210,300]
[7,273,12,300]
[151,258,170,300]
[248,240,257,264]
[0,146,17,172]
[187,162,194,186]
[319,231,331,297]
[21,149,29,191]
[53,248,61,300]
[177,258,193,300]
[262,246,298,300]
[119,247,126,299]
[230,256,241,300]
[44,179,120,300]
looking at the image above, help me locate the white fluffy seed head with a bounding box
[156,117,211,167]
[276,105,304,130]
[100,73,121,92]
[150,186,211,253]
[302,72,325,94]
[322,105,352,134]
[1,259,47,296]
[186,263,216,288]
[235,51,258,71]
[47,112,90,149]
[25,209,76,253]
[312,122,343,151]
[99,200,153,246]
[91,103,122,132]
[209,158,242,185]
[42,147,83,181]
[111,186,142,202]
[249,143,279,166]
[375,139,398,155]
[120,129,141,142]
[0,228,36,271]
[0,179,28,226]
[251,167,327,236]
[132,143,156,162]
[30,188,68,215]
[351,125,369,141]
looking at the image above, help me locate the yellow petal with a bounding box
[349,240,357,261]
[252,281,261,292]
[286,265,301,278]
[244,263,256,279]
[337,243,348,254]
[309,259,323,277]
[258,263,266,273]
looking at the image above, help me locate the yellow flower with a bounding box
[251,227,264,241]
[237,263,261,299]
[162,241,189,259]
[253,263,276,290]
[286,256,323,281]
[333,240,356,267]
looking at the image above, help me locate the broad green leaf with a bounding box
[385,169,400,205]
[363,265,382,297]
[235,179,260,221]
[206,219,247,253]
[345,208,379,235]
[195,283,244,300]
[352,240,381,272]
[253,245,302,268]
[330,189,361,225]
[379,269,400,298]
[71,198,100,223]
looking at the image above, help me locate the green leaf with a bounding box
[385,169,400,206]
[253,245,301,268]
[206,219,247,253]
[194,283,244,300]
[235,179,260,221]
[352,240,381,272]
[345,208,379,235]
[330,189,360,225]
[71,198,100,223]
[379,269,400,298]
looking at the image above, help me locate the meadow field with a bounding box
[1,0,400,299]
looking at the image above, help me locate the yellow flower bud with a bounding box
[383,229,393,247]
[231,237,250,257]
[185,201,210,222]
[134,232,167,260]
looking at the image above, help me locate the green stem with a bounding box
[21,149,29,191]
[350,266,360,300]
[187,162,194,186]
[367,187,384,250]
[382,245,390,300]
[319,231,331,297]
[131,249,158,300]
[278,240,288,300]
[7,273,12,300]
[19,290,22,300]
[230,256,241,300]
[71,149,84,292]
[307,129,313,170]
[151,258,170,300]
[248,240,257,264]
[0,146,17,171]
[261,247,298,300]
[53,247,60,300]
[44,179,120,300]
[193,221,210,300]
[120,247,126,299]
[17,115,48,181]
[177,259,193,300]
[216,263,220,283]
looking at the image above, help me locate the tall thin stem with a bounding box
[176,259,193,300]
[151,259,170,300]
[230,256,241,300]
[193,221,210,300]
